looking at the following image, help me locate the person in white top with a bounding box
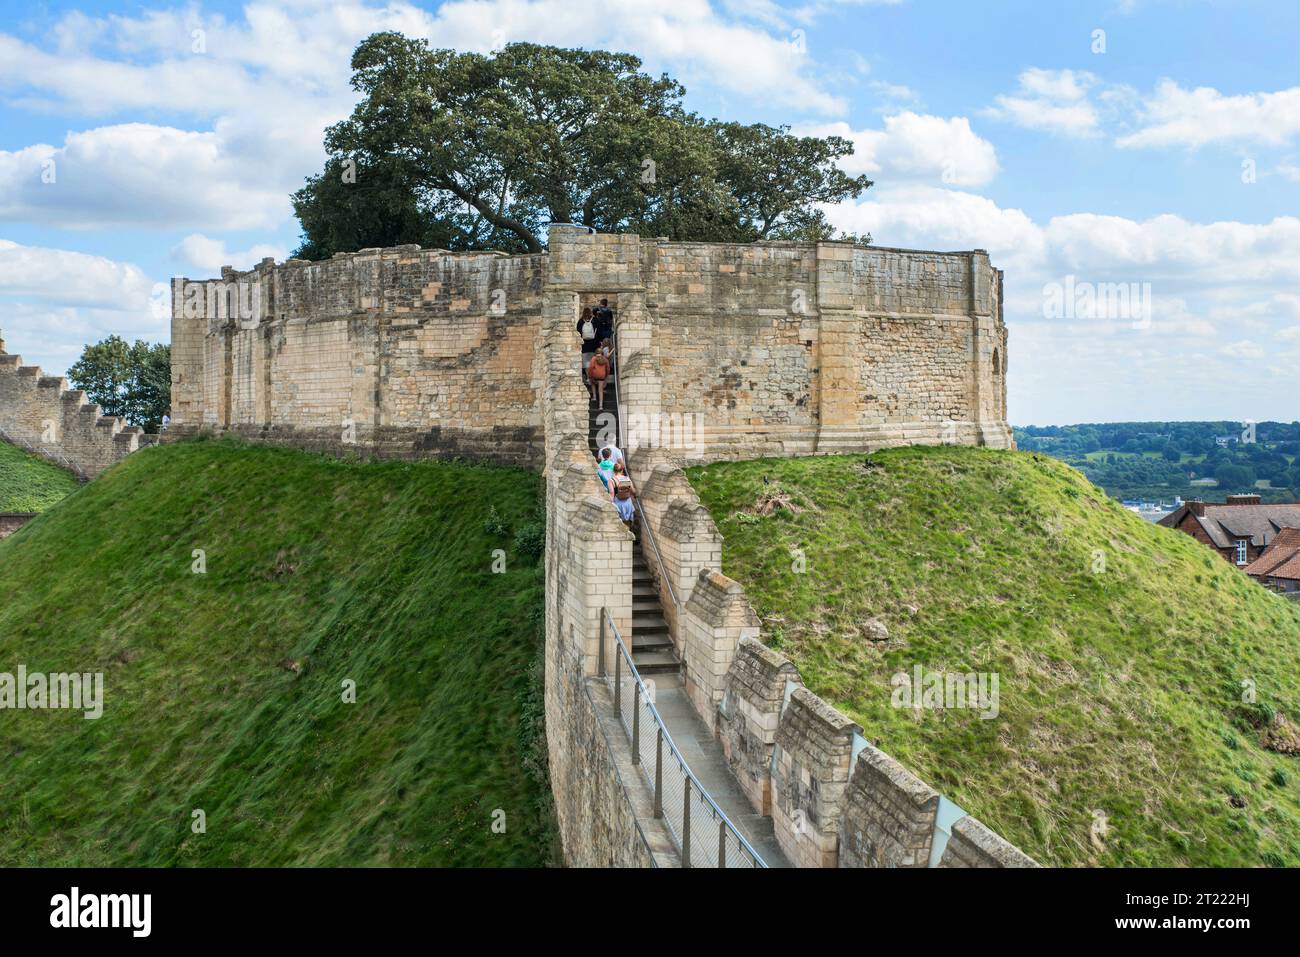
[600,443,624,468]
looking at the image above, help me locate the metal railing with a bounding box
[600,606,766,868]
[0,426,86,479]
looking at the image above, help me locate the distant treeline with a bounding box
[1014,421,1300,503]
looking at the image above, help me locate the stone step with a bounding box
[632,651,679,675]
[632,598,661,614]
[633,584,658,599]
[632,615,669,635]
[633,641,674,658]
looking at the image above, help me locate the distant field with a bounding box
[689,447,1300,867]
[0,441,80,512]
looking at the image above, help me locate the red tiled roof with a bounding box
[1244,527,1300,579]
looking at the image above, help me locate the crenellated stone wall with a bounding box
[169,233,1011,468]
[0,337,156,480]
[632,444,1038,869]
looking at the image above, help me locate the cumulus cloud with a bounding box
[801,113,999,187]
[0,0,855,234]
[0,240,152,308]
[0,0,846,119]
[984,68,1101,137]
[1118,81,1300,149]
[0,124,293,230]
[0,241,163,374]
[171,234,289,273]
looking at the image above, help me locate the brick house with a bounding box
[1157,494,1300,568]
[1243,527,1300,594]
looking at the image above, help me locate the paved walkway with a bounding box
[647,674,790,867]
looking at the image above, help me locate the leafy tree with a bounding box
[1214,463,1255,490]
[292,35,872,258]
[67,336,170,433]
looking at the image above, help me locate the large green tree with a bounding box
[67,336,171,433]
[292,35,872,258]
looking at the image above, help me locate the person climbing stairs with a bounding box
[585,350,680,677]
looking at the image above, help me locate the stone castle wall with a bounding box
[169,233,1011,466]
[0,337,156,480]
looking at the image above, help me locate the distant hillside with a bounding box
[0,440,80,512]
[1015,421,1300,503]
[689,446,1300,867]
[0,439,555,866]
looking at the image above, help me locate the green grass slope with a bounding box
[0,439,555,866]
[688,447,1300,867]
[0,440,80,512]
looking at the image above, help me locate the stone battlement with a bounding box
[169,230,1011,467]
[0,337,157,479]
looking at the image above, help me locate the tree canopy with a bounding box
[292,35,872,258]
[67,336,171,433]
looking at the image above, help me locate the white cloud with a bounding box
[800,113,999,187]
[0,241,163,374]
[985,68,1101,137]
[0,0,846,120]
[0,124,295,230]
[171,234,288,273]
[0,0,855,236]
[0,240,152,308]
[827,185,1046,272]
[1219,340,1266,360]
[1118,81,1300,149]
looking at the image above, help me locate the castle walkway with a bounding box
[588,340,787,868]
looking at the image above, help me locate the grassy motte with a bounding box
[0,439,555,866]
[0,441,80,512]
[688,446,1300,867]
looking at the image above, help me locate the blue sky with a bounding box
[1,0,1298,426]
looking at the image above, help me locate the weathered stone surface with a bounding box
[718,638,802,816]
[771,686,861,868]
[861,618,889,642]
[0,338,142,479]
[168,234,1011,470]
[939,815,1041,868]
[838,743,939,868]
[0,512,37,539]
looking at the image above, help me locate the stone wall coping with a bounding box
[659,500,719,543]
[684,568,760,628]
[569,495,634,542]
[639,464,693,505]
[734,636,800,681]
[785,686,861,737]
[853,743,940,808]
[945,815,1041,868]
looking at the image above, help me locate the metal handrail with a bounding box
[600,606,767,868]
[0,425,85,479]
[609,320,680,613]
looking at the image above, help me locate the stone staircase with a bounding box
[585,361,680,677]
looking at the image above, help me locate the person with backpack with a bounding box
[609,461,637,526]
[587,347,611,408]
[577,306,600,389]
